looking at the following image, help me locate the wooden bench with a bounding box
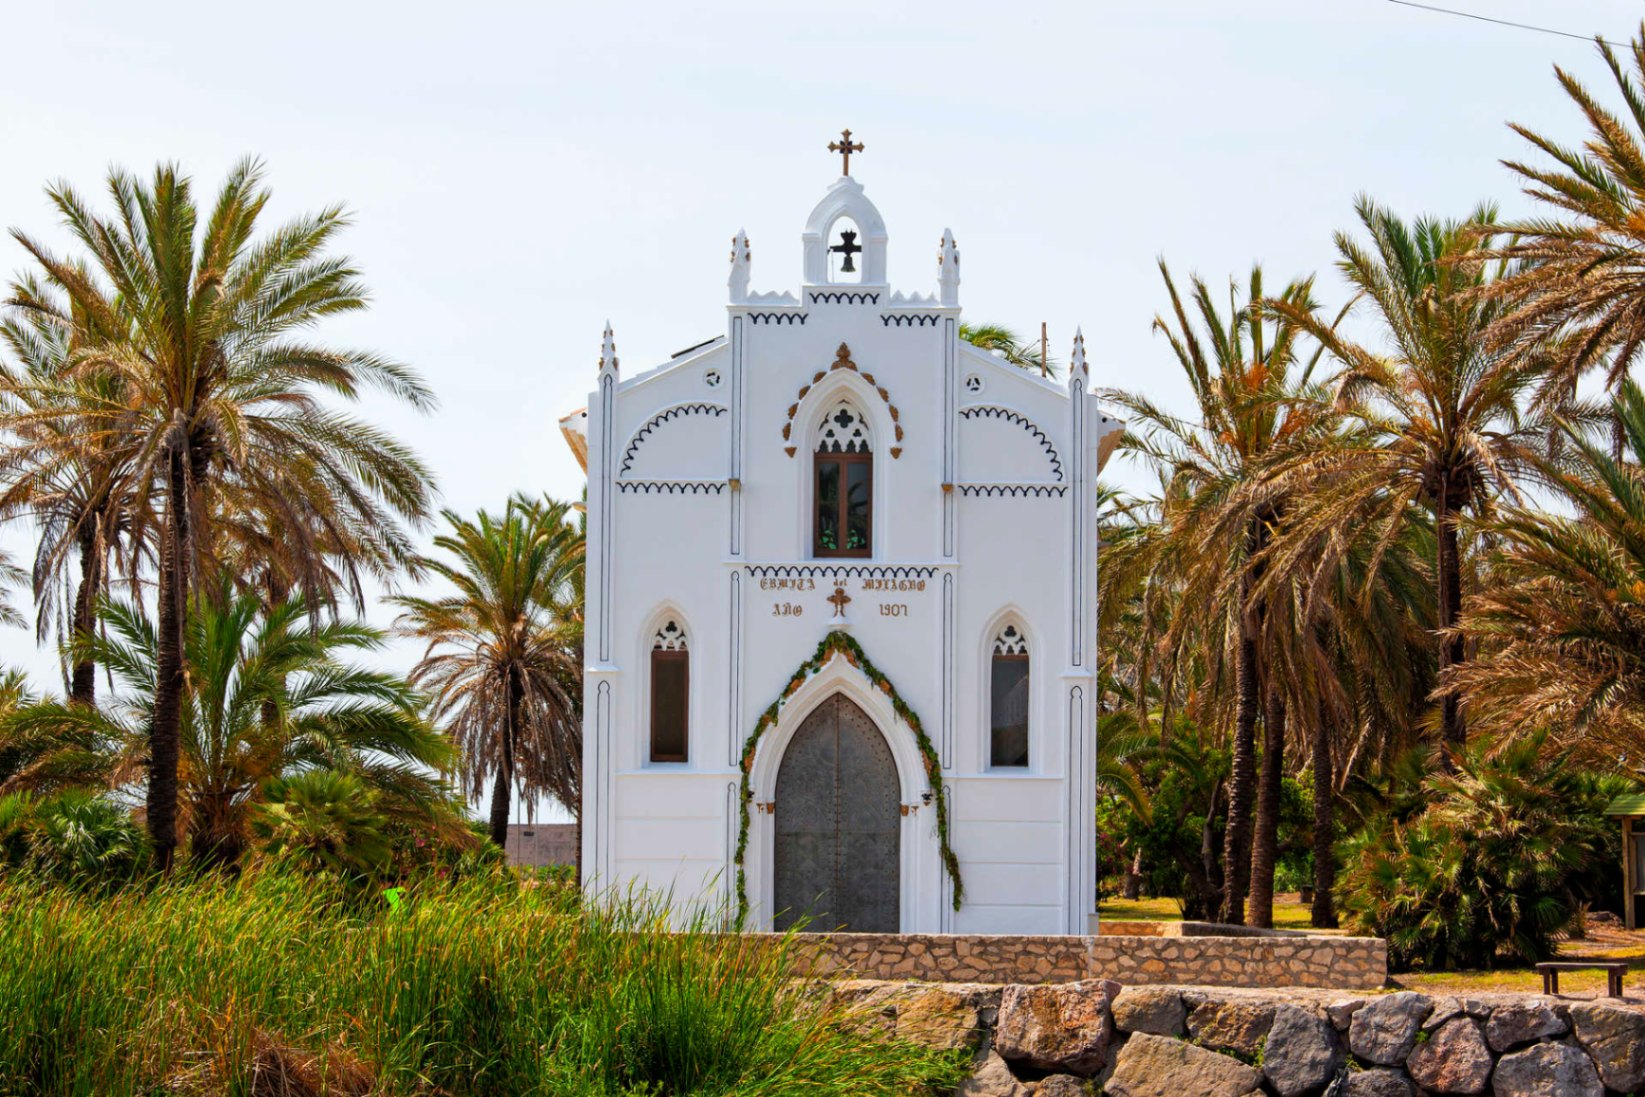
[1535,961,1628,998]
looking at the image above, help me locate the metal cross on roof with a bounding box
[828,129,864,175]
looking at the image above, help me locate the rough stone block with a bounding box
[1349,992,1431,1066]
[1034,1074,1090,1097]
[993,979,1115,1075]
[1186,999,1274,1059]
[1483,1000,1566,1052]
[1327,997,1366,1032]
[1491,1041,1603,1097]
[958,1050,1032,1097]
[895,985,989,1051]
[1102,1032,1262,1097]
[1341,1067,1415,1097]
[1405,1016,1491,1094]
[1110,987,1186,1036]
[1566,1000,1645,1093]
[1262,1004,1342,1097]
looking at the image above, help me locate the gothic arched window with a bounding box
[650,620,689,763]
[814,402,872,558]
[990,624,1030,768]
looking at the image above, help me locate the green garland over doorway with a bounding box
[733,630,964,923]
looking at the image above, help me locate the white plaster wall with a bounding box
[581,177,1110,935]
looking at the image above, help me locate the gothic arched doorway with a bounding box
[773,693,900,932]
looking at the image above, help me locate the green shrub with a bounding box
[0,792,31,868]
[14,791,149,889]
[252,770,392,879]
[1335,732,1629,970]
[0,874,966,1096]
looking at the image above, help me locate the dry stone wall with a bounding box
[794,932,1386,990]
[827,979,1645,1096]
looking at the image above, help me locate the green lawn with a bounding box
[1099,895,1645,998]
[1100,894,1324,932]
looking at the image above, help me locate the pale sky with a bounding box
[2,0,1639,818]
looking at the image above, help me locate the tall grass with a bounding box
[0,874,964,1096]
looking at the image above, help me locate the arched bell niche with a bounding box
[801,177,888,285]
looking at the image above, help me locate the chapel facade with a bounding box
[563,141,1122,934]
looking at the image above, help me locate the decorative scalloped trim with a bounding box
[616,480,726,495]
[958,405,1064,481]
[808,290,880,305]
[957,483,1068,498]
[881,313,943,327]
[781,343,904,457]
[743,564,939,579]
[733,630,962,923]
[619,403,728,475]
[747,312,807,325]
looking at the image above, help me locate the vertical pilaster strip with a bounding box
[1067,685,1088,932]
[728,570,742,768]
[940,779,956,932]
[1068,357,1086,669]
[580,681,598,881]
[725,780,739,924]
[598,375,614,666]
[1066,330,1096,932]
[941,572,955,766]
[596,325,619,665]
[730,314,745,557]
[943,317,957,558]
[596,679,612,884]
[584,327,620,891]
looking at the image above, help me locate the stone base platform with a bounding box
[791,931,1386,989]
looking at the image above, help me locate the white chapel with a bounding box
[562,136,1123,935]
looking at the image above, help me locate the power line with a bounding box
[1385,0,1627,48]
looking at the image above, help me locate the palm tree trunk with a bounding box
[1123,847,1143,900]
[487,756,511,853]
[488,667,523,851]
[1196,779,1223,921]
[1436,494,1466,756]
[1248,689,1285,929]
[260,575,290,733]
[69,523,100,707]
[1221,581,1260,925]
[1310,699,1338,928]
[148,450,190,871]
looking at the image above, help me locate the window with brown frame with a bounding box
[814,404,873,557]
[990,625,1030,768]
[814,451,872,557]
[650,621,689,763]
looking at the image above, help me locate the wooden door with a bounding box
[773,694,900,932]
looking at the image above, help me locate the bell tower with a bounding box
[801,136,889,289]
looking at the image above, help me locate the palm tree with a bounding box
[5,587,456,867]
[1252,512,1436,927]
[1105,261,1333,925]
[1446,379,1645,766]
[959,322,1056,375]
[0,277,143,705]
[6,160,437,867]
[1268,198,1574,757]
[1483,25,1645,449]
[393,495,584,852]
